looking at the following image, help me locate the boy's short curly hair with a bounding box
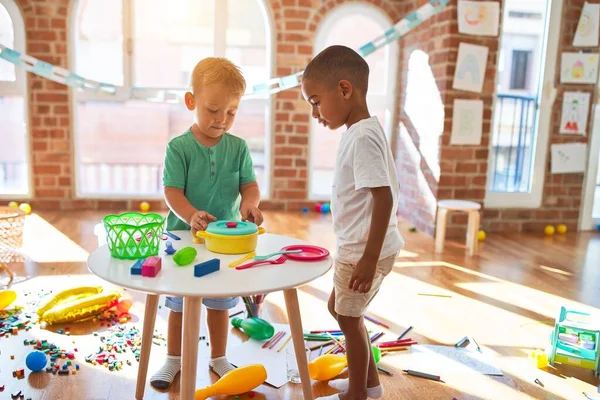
[190,57,246,96]
[302,45,369,93]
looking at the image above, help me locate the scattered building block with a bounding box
[142,256,162,277]
[194,259,220,278]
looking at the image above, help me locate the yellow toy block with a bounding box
[529,350,549,368]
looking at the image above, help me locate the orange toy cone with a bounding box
[194,364,267,400]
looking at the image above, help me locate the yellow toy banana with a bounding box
[40,290,121,324]
[0,290,17,310]
[37,286,103,317]
[195,364,266,400]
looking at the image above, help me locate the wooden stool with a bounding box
[435,200,481,256]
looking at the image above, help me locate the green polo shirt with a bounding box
[163,129,257,231]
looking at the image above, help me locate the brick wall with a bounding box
[14,0,72,211]
[3,0,596,236]
[481,0,597,234]
[436,0,502,237]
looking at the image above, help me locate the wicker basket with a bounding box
[103,212,165,260]
[0,206,26,249]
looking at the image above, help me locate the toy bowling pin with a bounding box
[194,364,267,399]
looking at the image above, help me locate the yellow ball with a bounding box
[477,230,486,241]
[8,201,18,208]
[19,203,31,214]
[139,201,150,212]
[556,224,567,235]
[544,225,555,236]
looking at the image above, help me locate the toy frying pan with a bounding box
[279,245,329,261]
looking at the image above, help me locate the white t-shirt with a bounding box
[331,116,404,263]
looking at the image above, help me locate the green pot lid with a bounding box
[206,220,258,236]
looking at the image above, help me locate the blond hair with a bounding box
[190,57,246,96]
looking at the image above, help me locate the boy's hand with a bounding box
[189,210,217,236]
[240,202,264,226]
[349,257,377,293]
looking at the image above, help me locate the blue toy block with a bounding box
[165,241,176,255]
[131,258,145,275]
[194,259,220,278]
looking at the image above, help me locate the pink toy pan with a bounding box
[279,245,329,261]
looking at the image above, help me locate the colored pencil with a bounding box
[327,332,346,351]
[418,293,452,298]
[277,335,292,352]
[229,310,243,319]
[165,231,181,240]
[309,340,334,350]
[262,331,282,349]
[403,369,441,381]
[310,330,343,334]
[318,346,324,356]
[269,332,286,350]
[397,326,413,340]
[378,339,415,347]
[364,315,390,329]
[377,366,393,376]
[380,346,409,352]
[370,332,384,343]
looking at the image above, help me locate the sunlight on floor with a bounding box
[20,214,89,263]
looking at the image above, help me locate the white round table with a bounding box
[87,231,332,400]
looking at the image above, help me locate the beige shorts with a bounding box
[333,253,398,318]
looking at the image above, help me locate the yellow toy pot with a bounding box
[196,220,265,255]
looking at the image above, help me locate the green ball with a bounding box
[372,345,381,363]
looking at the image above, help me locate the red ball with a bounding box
[315,203,322,212]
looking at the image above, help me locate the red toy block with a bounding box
[142,256,162,277]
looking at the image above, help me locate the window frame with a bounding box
[484,0,560,209]
[68,0,273,199]
[307,3,399,201]
[0,0,32,198]
[509,49,531,90]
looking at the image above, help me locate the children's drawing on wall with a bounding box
[451,99,483,145]
[457,0,500,37]
[573,2,600,47]
[560,52,600,84]
[453,43,489,93]
[560,92,591,135]
[551,143,587,174]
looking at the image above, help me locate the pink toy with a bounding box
[142,256,161,277]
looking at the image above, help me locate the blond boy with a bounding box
[152,58,263,389]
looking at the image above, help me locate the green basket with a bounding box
[103,212,165,260]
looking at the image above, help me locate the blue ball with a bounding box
[302,207,309,214]
[26,350,47,372]
[321,203,330,213]
[597,224,600,232]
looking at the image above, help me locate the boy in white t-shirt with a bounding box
[301,45,404,400]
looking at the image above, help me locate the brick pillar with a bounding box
[436,1,501,237]
[16,0,71,210]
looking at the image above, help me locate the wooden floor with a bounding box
[1,210,600,400]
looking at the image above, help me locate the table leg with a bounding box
[135,293,159,400]
[284,288,313,400]
[181,296,202,400]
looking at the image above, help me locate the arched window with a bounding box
[72,0,272,197]
[309,4,398,200]
[0,0,30,196]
